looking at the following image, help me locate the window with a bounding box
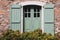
[34,13,36,17]
[34,13,40,17]
[37,13,40,17]
[24,13,30,17]
[24,8,27,12]
[24,8,31,17]
[24,5,41,18]
[34,8,40,17]
[25,13,27,17]
[28,8,30,12]
[28,13,30,17]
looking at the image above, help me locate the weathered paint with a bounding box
[10,4,21,31]
[44,4,54,35]
[24,6,41,32]
[10,2,54,35]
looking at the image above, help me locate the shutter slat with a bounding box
[11,24,20,31]
[44,4,54,8]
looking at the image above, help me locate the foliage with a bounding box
[0,29,59,40]
[55,32,60,40]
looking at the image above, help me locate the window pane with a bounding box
[34,13,36,17]
[25,13,27,17]
[28,13,30,17]
[37,13,40,17]
[37,9,40,12]
[24,8,27,12]
[34,8,36,12]
[28,8,30,12]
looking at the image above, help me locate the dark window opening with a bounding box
[25,13,27,17]
[34,13,36,17]
[28,8,30,12]
[23,5,41,18]
[34,8,36,12]
[37,13,40,17]
[34,13,40,17]
[24,8,27,12]
[28,13,30,17]
[37,9,40,12]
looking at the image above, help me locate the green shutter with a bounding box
[44,4,54,35]
[10,4,21,31]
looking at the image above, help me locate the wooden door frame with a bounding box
[19,1,46,33]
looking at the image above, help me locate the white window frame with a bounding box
[19,1,46,33]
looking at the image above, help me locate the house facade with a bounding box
[10,0,54,35]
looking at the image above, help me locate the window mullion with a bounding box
[36,9,37,17]
[27,8,28,17]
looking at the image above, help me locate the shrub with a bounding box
[0,29,58,40]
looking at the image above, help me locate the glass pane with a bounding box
[34,13,36,17]
[37,13,40,17]
[24,8,27,12]
[28,8,30,12]
[28,13,30,17]
[37,9,40,12]
[25,13,27,17]
[34,8,36,12]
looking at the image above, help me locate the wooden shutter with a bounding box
[44,4,54,35]
[10,4,21,31]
